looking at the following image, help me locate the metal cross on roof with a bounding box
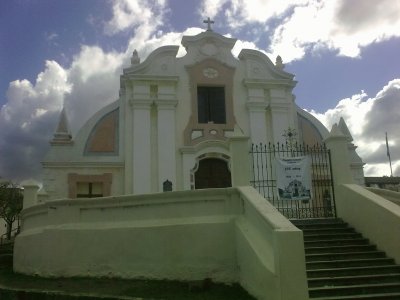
[203,17,214,31]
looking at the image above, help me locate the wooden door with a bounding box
[195,158,231,189]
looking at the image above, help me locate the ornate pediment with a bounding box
[181,31,237,66]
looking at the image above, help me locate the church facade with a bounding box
[42,26,364,201]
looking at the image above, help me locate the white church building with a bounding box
[15,24,400,300]
[41,25,363,200]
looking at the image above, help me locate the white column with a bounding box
[132,100,152,194]
[156,100,178,191]
[123,84,133,194]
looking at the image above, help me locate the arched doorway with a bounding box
[194,158,231,189]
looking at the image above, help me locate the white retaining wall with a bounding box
[14,186,308,300]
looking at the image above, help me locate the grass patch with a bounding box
[0,261,255,299]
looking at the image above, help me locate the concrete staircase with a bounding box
[292,218,400,300]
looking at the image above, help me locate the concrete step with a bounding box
[295,222,350,230]
[307,265,400,278]
[304,232,363,241]
[311,292,400,299]
[305,238,370,247]
[309,282,400,298]
[298,218,400,299]
[306,251,386,262]
[302,227,356,235]
[292,218,345,226]
[305,244,377,254]
[307,258,395,270]
[308,273,400,288]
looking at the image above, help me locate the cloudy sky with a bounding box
[0,0,399,182]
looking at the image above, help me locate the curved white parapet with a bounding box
[14,187,308,300]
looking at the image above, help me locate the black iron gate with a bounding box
[250,143,336,219]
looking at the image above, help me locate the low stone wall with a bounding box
[14,187,308,300]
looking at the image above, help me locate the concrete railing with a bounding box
[336,184,400,264]
[236,186,308,300]
[14,187,308,300]
[366,187,400,206]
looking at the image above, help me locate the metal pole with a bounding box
[386,132,393,177]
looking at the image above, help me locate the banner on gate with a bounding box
[276,156,312,201]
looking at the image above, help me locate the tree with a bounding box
[0,181,23,240]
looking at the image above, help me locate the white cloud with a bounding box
[65,46,124,134]
[200,0,306,27]
[199,0,400,62]
[309,79,400,177]
[0,47,125,181]
[0,0,171,181]
[269,0,400,61]
[44,32,59,47]
[0,61,70,181]
[309,91,374,137]
[126,27,205,60]
[104,0,167,36]
[231,38,260,57]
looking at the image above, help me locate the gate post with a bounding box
[229,136,251,187]
[324,124,355,187]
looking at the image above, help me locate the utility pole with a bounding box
[386,132,393,177]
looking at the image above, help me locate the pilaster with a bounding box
[246,101,268,144]
[131,99,153,194]
[269,102,291,144]
[156,99,178,192]
[229,136,251,186]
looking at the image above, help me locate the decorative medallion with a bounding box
[203,68,219,79]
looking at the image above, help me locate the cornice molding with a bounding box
[42,161,125,168]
